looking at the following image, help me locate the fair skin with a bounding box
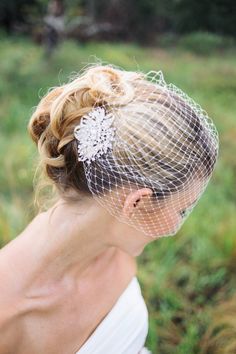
[0,183,202,353]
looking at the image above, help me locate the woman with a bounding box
[0,64,219,353]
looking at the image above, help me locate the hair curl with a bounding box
[28,63,218,213]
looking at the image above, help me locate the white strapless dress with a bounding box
[75,276,152,354]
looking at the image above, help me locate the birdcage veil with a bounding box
[73,67,219,239]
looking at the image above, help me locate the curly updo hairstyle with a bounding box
[28,63,218,214]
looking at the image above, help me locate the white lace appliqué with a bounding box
[74,106,116,164]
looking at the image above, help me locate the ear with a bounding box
[122,188,153,218]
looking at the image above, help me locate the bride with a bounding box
[0,63,218,353]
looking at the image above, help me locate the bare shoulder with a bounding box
[0,259,23,352]
[0,320,21,354]
[0,295,22,353]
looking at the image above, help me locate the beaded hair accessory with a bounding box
[74,106,116,164]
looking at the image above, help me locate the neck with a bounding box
[4,197,119,298]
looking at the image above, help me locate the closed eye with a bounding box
[179,199,198,218]
[179,209,187,218]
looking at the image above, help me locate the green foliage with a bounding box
[0,37,236,353]
[0,0,39,32]
[178,31,236,55]
[1,0,236,42]
[174,0,236,36]
[157,31,236,55]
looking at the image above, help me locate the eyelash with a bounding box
[179,199,198,218]
[180,209,187,217]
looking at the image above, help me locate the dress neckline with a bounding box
[75,275,138,353]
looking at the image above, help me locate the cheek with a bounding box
[127,194,189,237]
[139,207,181,237]
[160,210,181,233]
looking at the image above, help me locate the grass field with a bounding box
[0,36,236,353]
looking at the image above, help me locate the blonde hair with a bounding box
[28,63,218,214]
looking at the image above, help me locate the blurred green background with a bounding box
[0,1,236,353]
